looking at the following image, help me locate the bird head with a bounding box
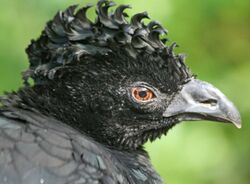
[23,0,241,150]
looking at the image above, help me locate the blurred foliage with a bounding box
[0,0,249,183]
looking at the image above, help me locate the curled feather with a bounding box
[113,4,131,24]
[148,21,167,34]
[74,4,93,29]
[169,42,178,56]
[97,0,118,29]
[114,32,132,44]
[68,5,94,41]
[149,29,166,48]
[64,5,78,17]
[131,12,149,28]
[24,0,191,83]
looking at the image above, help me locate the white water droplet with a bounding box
[40,178,45,184]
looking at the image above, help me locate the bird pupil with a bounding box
[138,90,147,98]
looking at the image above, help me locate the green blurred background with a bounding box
[0,0,249,183]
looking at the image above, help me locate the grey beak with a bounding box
[163,79,241,128]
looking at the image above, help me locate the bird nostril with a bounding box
[200,99,218,106]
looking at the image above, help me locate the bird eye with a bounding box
[132,87,155,102]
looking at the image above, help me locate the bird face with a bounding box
[76,53,241,149]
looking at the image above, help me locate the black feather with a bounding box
[0,1,195,184]
[24,0,190,85]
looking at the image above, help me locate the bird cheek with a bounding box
[90,96,115,115]
[129,100,163,115]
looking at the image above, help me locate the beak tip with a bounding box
[228,107,242,129]
[235,124,242,129]
[233,121,242,129]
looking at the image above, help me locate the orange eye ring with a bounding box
[132,87,155,102]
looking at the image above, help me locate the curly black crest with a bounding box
[24,0,191,84]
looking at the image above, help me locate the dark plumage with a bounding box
[0,1,241,184]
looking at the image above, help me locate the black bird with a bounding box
[0,1,241,184]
